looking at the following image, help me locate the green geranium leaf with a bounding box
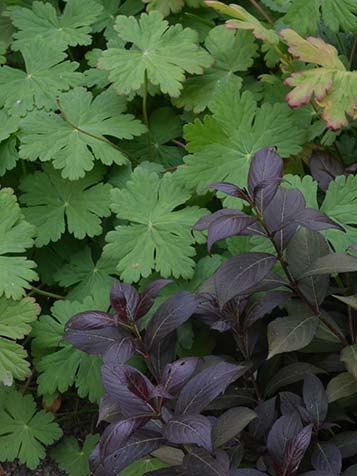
[0,296,39,385]
[0,38,83,115]
[19,87,146,180]
[176,83,307,203]
[55,247,115,301]
[10,0,103,51]
[19,165,112,246]
[0,109,20,176]
[0,188,37,299]
[104,167,206,282]
[174,26,257,112]
[51,434,100,476]
[98,11,212,97]
[31,298,104,402]
[0,390,62,469]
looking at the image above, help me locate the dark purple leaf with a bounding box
[293,208,343,232]
[267,413,303,464]
[99,417,144,459]
[149,331,177,381]
[264,188,306,251]
[249,397,277,440]
[344,465,357,476]
[312,443,342,476]
[280,392,304,416]
[102,335,136,365]
[310,153,344,191]
[164,414,213,452]
[136,279,174,319]
[248,147,284,211]
[161,358,199,395]
[207,214,258,252]
[110,280,139,323]
[299,472,332,476]
[145,468,185,476]
[214,252,276,308]
[333,431,357,458]
[64,326,133,356]
[283,424,313,475]
[286,228,330,307]
[175,362,250,416]
[299,253,357,278]
[144,291,199,350]
[231,471,269,476]
[65,310,115,330]
[209,182,250,201]
[245,290,291,328]
[90,445,105,476]
[98,393,122,424]
[265,363,325,397]
[103,430,165,475]
[212,406,257,447]
[101,364,156,417]
[194,209,246,231]
[183,449,230,476]
[345,162,357,174]
[303,374,328,426]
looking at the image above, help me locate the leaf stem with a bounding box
[253,207,348,345]
[349,33,357,70]
[56,99,130,159]
[143,70,153,161]
[248,0,274,25]
[30,286,65,300]
[335,33,347,58]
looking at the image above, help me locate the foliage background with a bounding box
[0,0,356,473]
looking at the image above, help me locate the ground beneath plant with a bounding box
[2,460,65,476]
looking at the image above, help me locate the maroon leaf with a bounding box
[102,430,165,475]
[102,335,136,365]
[183,449,231,476]
[194,209,249,231]
[144,291,199,350]
[164,414,213,452]
[101,364,156,417]
[64,325,134,356]
[99,417,145,459]
[149,331,177,380]
[214,252,276,308]
[232,471,269,476]
[110,280,140,323]
[146,468,185,476]
[303,374,328,426]
[136,279,174,319]
[175,362,250,416]
[267,413,303,464]
[264,188,305,251]
[248,147,284,211]
[345,162,357,174]
[207,214,258,252]
[249,397,277,440]
[312,443,342,476]
[280,392,304,416]
[98,393,122,424]
[161,358,200,395]
[293,208,343,232]
[245,290,292,328]
[65,310,115,330]
[209,182,250,201]
[283,424,313,475]
[310,153,344,192]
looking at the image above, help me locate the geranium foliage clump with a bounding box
[0,0,357,474]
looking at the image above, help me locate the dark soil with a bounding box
[2,460,65,476]
[0,459,66,476]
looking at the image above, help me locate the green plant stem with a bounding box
[30,286,65,300]
[143,69,153,161]
[336,33,347,58]
[350,33,357,69]
[346,273,355,343]
[254,207,348,346]
[248,0,274,25]
[56,99,130,159]
[21,159,27,175]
